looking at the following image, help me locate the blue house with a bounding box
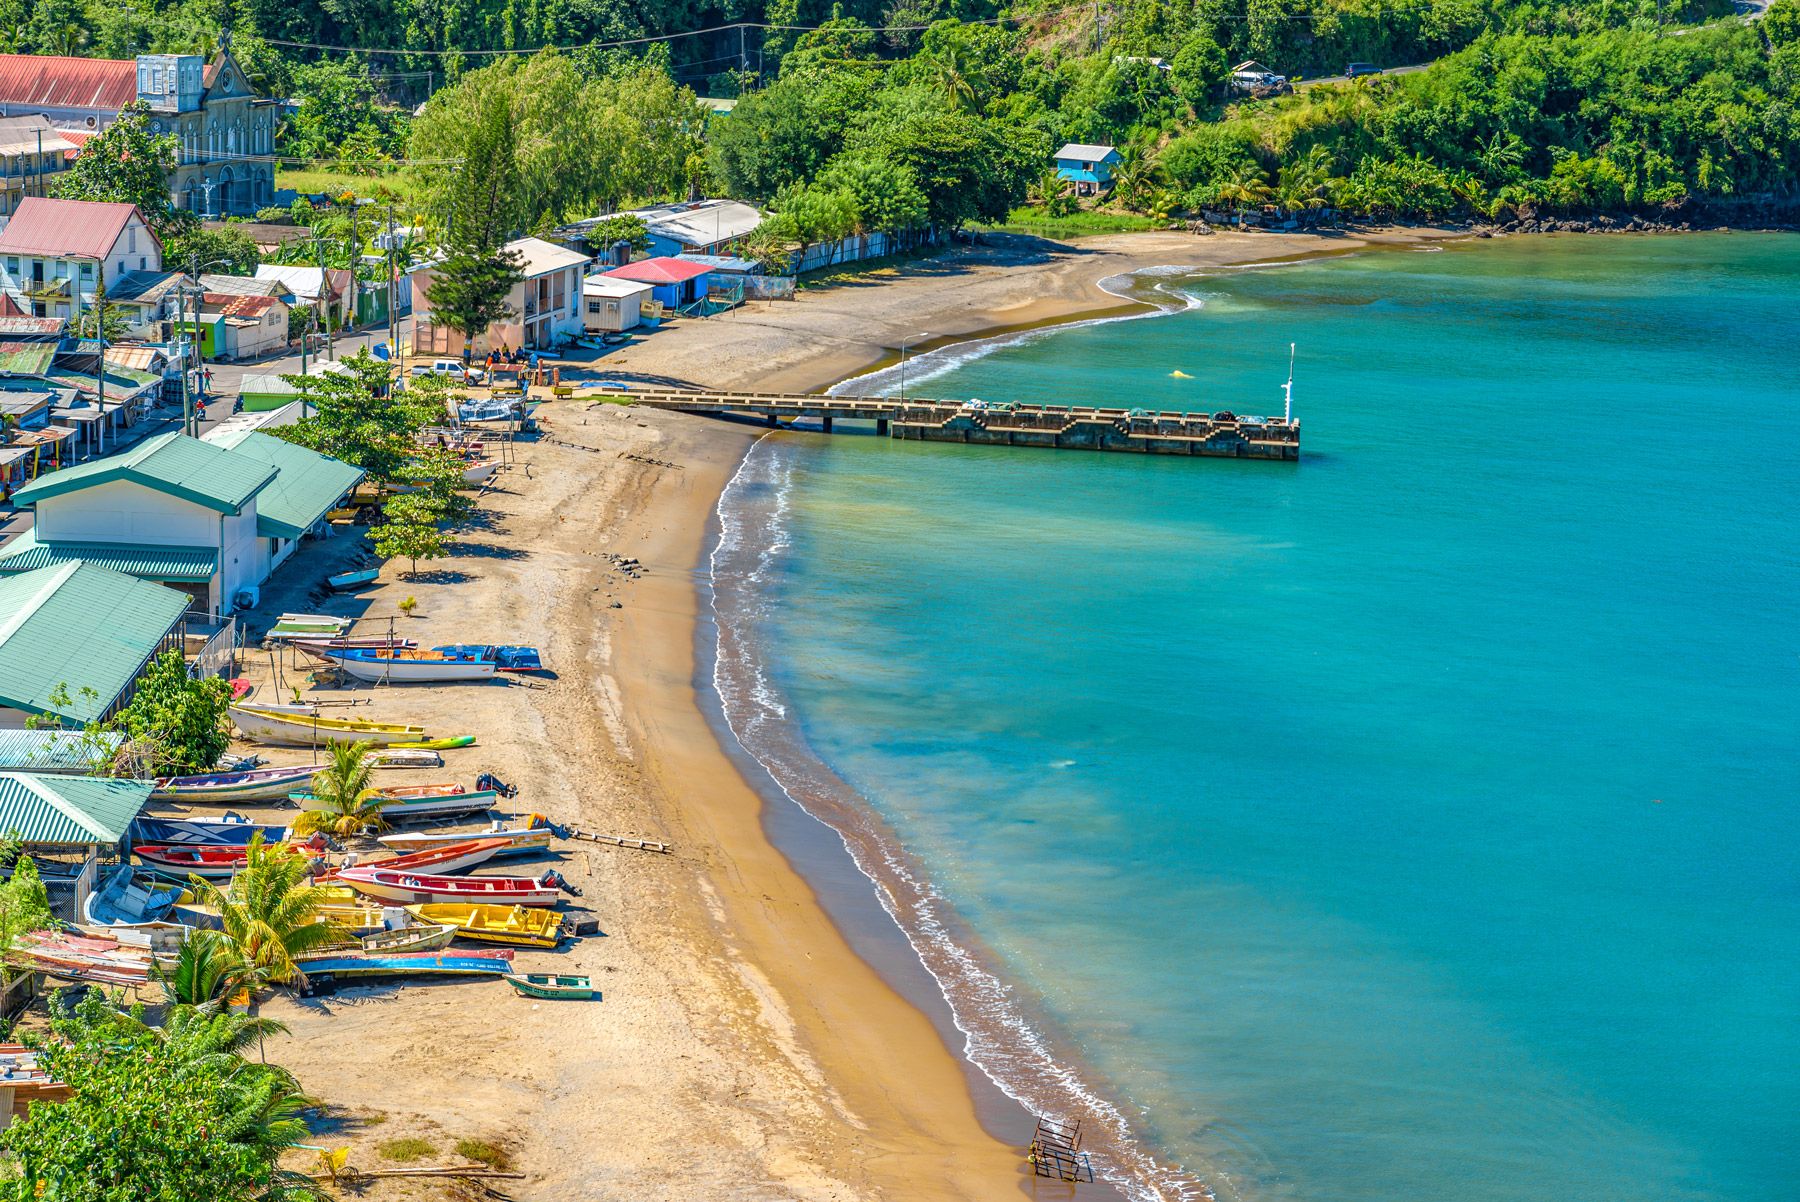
[1054,143,1123,196]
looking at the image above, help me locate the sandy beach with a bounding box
[232,225,1460,1199]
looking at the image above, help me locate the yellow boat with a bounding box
[405,902,563,948]
[229,704,427,747]
[315,904,390,934]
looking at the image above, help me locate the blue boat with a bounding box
[328,567,380,591]
[294,952,514,979]
[431,644,544,672]
[133,814,289,847]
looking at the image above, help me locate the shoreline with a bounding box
[260,224,1463,1201]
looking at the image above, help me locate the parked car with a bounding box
[1345,62,1383,78]
[409,359,487,385]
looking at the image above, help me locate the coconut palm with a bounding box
[1027,168,1074,216]
[1110,142,1162,211]
[155,928,255,1011]
[1215,161,1275,212]
[291,739,391,837]
[1277,145,1335,218]
[192,836,337,986]
[929,43,984,112]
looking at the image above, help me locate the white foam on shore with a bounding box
[828,266,1208,400]
[706,433,1219,1202]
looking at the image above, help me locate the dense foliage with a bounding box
[107,649,234,776]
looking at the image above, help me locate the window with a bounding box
[140,257,147,270]
[5,258,16,274]
[128,227,137,253]
[588,300,602,313]
[79,262,92,279]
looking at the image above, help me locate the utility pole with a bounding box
[385,203,400,376]
[346,200,359,335]
[314,231,335,361]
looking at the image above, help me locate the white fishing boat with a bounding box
[150,762,325,803]
[462,459,501,485]
[367,748,445,769]
[321,648,498,684]
[377,818,555,856]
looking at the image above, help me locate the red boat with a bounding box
[317,838,512,880]
[334,866,566,907]
[134,835,325,878]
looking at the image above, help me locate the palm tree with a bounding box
[1215,162,1275,212]
[192,836,337,986]
[155,928,255,1011]
[291,739,391,837]
[1111,143,1162,212]
[1277,145,1335,219]
[1476,131,1526,182]
[1027,168,1073,216]
[929,44,984,112]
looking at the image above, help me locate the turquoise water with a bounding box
[712,235,1800,1202]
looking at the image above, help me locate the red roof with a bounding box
[603,257,713,285]
[203,293,280,318]
[0,54,137,111]
[0,293,22,318]
[60,128,92,161]
[0,197,153,259]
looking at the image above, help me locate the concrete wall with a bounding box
[35,479,217,545]
[219,506,259,608]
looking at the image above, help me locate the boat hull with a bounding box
[323,651,497,684]
[338,869,561,907]
[294,951,514,978]
[378,825,553,856]
[229,705,426,747]
[293,789,499,822]
[132,817,289,846]
[150,764,323,802]
[503,973,595,1000]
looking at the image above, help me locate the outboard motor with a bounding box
[476,772,519,799]
[545,870,582,898]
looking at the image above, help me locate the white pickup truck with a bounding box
[408,359,487,386]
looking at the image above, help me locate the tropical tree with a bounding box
[369,494,453,577]
[1276,145,1335,218]
[291,739,391,837]
[275,349,439,481]
[1110,142,1162,211]
[928,42,984,112]
[1027,168,1075,217]
[51,100,188,239]
[1215,161,1274,212]
[155,927,255,1010]
[107,648,234,776]
[191,835,336,986]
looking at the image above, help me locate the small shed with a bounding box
[581,276,653,333]
[0,772,150,856]
[1054,143,1123,196]
[602,257,714,312]
[0,729,123,774]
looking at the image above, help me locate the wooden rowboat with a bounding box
[229,705,427,747]
[292,788,500,823]
[150,763,325,802]
[293,950,515,979]
[404,902,562,948]
[132,815,289,846]
[327,567,380,591]
[135,837,325,878]
[503,972,595,1000]
[322,648,498,684]
[377,820,554,857]
[389,736,476,751]
[367,748,445,769]
[324,838,511,878]
[335,867,564,907]
[358,923,457,954]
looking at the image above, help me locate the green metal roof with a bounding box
[0,561,189,724]
[11,431,276,514]
[203,430,364,540]
[0,530,218,583]
[0,345,54,375]
[0,730,125,773]
[0,772,151,846]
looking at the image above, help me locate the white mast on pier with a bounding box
[1282,343,1297,422]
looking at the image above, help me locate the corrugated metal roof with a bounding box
[11,430,276,513]
[103,346,168,372]
[0,54,138,111]
[0,198,150,260]
[0,341,53,374]
[0,316,65,337]
[105,270,183,305]
[0,116,78,156]
[1055,143,1120,161]
[0,561,188,723]
[0,729,124,772]
[198,274,285,298]
[0,772,150,846]
[0,530,218,582]
[604,257,713,285]
[201,430,363,539]
[504,236,590,277]
[626,199,763,246]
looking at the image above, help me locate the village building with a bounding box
[0,430,362,613]
[1054,143,1122,196]
[0,772,151,856]
[255,264,351,328]
[0,49,276,216]
[0,560,189,728]
[580,275,653,334]
[0,1044,72,1127]
[601,257,714,312]
[0,198,161,319]
[0,729,124,773]
[411,236,587,356]
[0,116,76,219]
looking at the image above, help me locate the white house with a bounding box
[0,430,361,614]
[0,198,161,319]
[411,236,588,356]
[581,275,652,333]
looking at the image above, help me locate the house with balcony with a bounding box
[0,198,161,320]
[0,117,76,220]
[410,236,588,355]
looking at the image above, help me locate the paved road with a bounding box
[1295,62,1432,91]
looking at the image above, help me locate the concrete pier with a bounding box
[625,389,1300,460]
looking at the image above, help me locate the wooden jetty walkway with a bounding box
[623,388,1300,460]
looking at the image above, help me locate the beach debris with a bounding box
[560,826,673,855]
[1171,369,1194,378]
[1028,1116,1095,1184]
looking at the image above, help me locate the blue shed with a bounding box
[1054,143,1123,196]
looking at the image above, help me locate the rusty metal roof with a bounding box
[0,315,64,336]
[0,340,54,374]
[0,54,138,111]
[0,197,148,259]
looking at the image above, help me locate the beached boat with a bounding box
[358,923,457,954]
[229,704,428,747]
[293,950,515,980]
[378,819,555,857]
[82,867,182,927]
[291,636,418,658]
[151,763,325,802]
[327,837,512,878]
[367,748,444,769]
[315,905,392,934]
[321,647,498,684]
[335,867,565,907]
[293,786,499,823]
[389,736,476,751]
[132,814,289,846]
[404,903,563,948]
[462,459,500,485]
[135,837,326,878]
[327,567,380,591]
[457,398,536,423]
[430,644,545,673]
[503,972,595,1000]
[265,614,351,641]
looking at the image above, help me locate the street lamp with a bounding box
[898,331,931,403]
